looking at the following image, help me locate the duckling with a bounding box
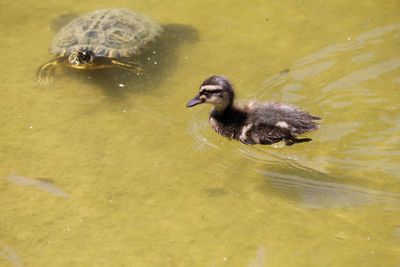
[186,75,321,145]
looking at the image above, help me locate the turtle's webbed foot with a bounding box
[37,71,53,87]
[37,60,58,86]
[111,59,145,75]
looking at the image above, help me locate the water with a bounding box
[0,0,399,266]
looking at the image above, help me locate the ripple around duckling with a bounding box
[187,23,400,209]
[186,101,323,178]
[187,105,222,152]
[254,22,400,181]
[187,103,295,159]
[187,107,237,173]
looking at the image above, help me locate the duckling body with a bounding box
[187,75,320,145]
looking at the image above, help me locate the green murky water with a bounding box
[1,0,399,266]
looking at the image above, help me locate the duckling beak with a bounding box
[186,95,203,107]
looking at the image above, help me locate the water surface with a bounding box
[0,0,399,266]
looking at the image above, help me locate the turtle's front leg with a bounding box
[37,58,63,86]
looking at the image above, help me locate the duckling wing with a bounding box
[248,123,292,145]
[248,102,320,136]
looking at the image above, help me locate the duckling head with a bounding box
[186,75,235,111]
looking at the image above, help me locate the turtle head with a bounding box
[68,50,95,67]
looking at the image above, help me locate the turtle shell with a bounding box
[50,9,162,58]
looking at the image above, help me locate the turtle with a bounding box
[37,9,162,85]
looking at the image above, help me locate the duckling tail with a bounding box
[312,115,321,120]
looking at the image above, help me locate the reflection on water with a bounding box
[0,245,23,267]
[5,174,69,199]
[292,23,400,68]
[322,58,400,93]
[260,165,400,209]
[248,246,266,267]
